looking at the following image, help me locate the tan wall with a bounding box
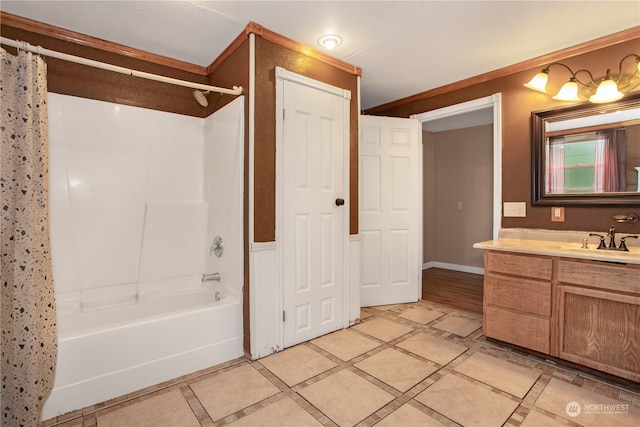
[373,37,640,235]
[0,24,212,118]
[423,131,437,263]
[253,37,360,241]
[423,125,493,268]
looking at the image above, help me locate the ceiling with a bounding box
[1,1,638,110]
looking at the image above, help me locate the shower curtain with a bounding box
[1,47,57,426]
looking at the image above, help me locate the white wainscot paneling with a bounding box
[348,235,361,324]
[249,242,279,359]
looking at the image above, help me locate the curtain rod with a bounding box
[0,37,243,96]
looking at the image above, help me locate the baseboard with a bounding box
[422,261,484,276]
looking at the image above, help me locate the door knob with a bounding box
[335,198,345,206]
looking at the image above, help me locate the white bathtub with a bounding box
[42,282,243,420]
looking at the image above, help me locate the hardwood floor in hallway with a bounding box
[422,268,483,315]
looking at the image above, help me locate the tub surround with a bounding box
[475,228,640,383]
[43,95,245,420]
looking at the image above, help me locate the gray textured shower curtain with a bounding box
[1,47,57,426]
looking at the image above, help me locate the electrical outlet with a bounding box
[551,207,565,222]
[503,202,526,217]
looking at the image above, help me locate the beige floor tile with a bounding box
[191,363,279,421]
[398,306,444,324]
[535,378,640,427]
[352,317,414,342]
[96,390,199,427]
[355,348,437,392]
[431,314,482,337]
[227,396,322,427]
[299,369,395,427]
[312,329,380,361]
[521,408,570,427]
[359,309,374,319]
[396,332,468,365]
[370,304,401,311]
[376,403,446,427]
[454,352,541,398]
[260,345,337,386]
[416,373,519,426]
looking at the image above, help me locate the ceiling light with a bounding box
[524,53,640,103]
[317,34,343,50]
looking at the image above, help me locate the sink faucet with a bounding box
[607,225,616,249]
[589,226,637,251]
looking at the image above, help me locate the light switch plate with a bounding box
[503,202,526,217]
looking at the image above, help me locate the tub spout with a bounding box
[202,272,221,282]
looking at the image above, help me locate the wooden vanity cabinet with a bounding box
[483,250,640,383]
[556,260,640,383]
[483,251,552,354]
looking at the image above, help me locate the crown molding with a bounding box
[1,12,207,75]
[365,26,640,114]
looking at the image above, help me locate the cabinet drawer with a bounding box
[557,260,640,294]
[484,306,550,354]
[487,251,552,280]
[485,275,551,317]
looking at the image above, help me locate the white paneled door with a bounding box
[360,115,422,307]
[277,68,350,348]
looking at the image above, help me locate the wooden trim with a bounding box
[245,21,362,77]
[205,25,254,75]
[2,13,360,79]
[1,11,207,75]
[365,26,640,114]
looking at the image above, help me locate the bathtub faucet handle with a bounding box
[202,272,221,282]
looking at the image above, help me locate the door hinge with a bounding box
[283,311,286,322]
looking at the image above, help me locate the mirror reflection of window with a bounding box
[545,128,627,194]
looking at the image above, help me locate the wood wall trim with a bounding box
[245,21,362,77]
[365,26,640,114]
[1,12,207,75]
[2,13,360,80]
[205,25,253,75]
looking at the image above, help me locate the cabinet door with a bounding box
[558,285,640,382]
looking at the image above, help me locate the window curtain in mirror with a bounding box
[545,136,565,194]
[594,128,626,192]
[1,47,57,426]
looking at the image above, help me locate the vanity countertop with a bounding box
[473,238,640,265]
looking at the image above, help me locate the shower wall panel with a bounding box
[48,93,205,309]
[203,97,244,296]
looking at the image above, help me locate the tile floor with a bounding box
[43,300,640,427]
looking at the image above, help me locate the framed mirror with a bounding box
[532,92,640,205]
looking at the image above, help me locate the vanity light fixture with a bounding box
[317,34,343,50]
[524,53,640,103]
